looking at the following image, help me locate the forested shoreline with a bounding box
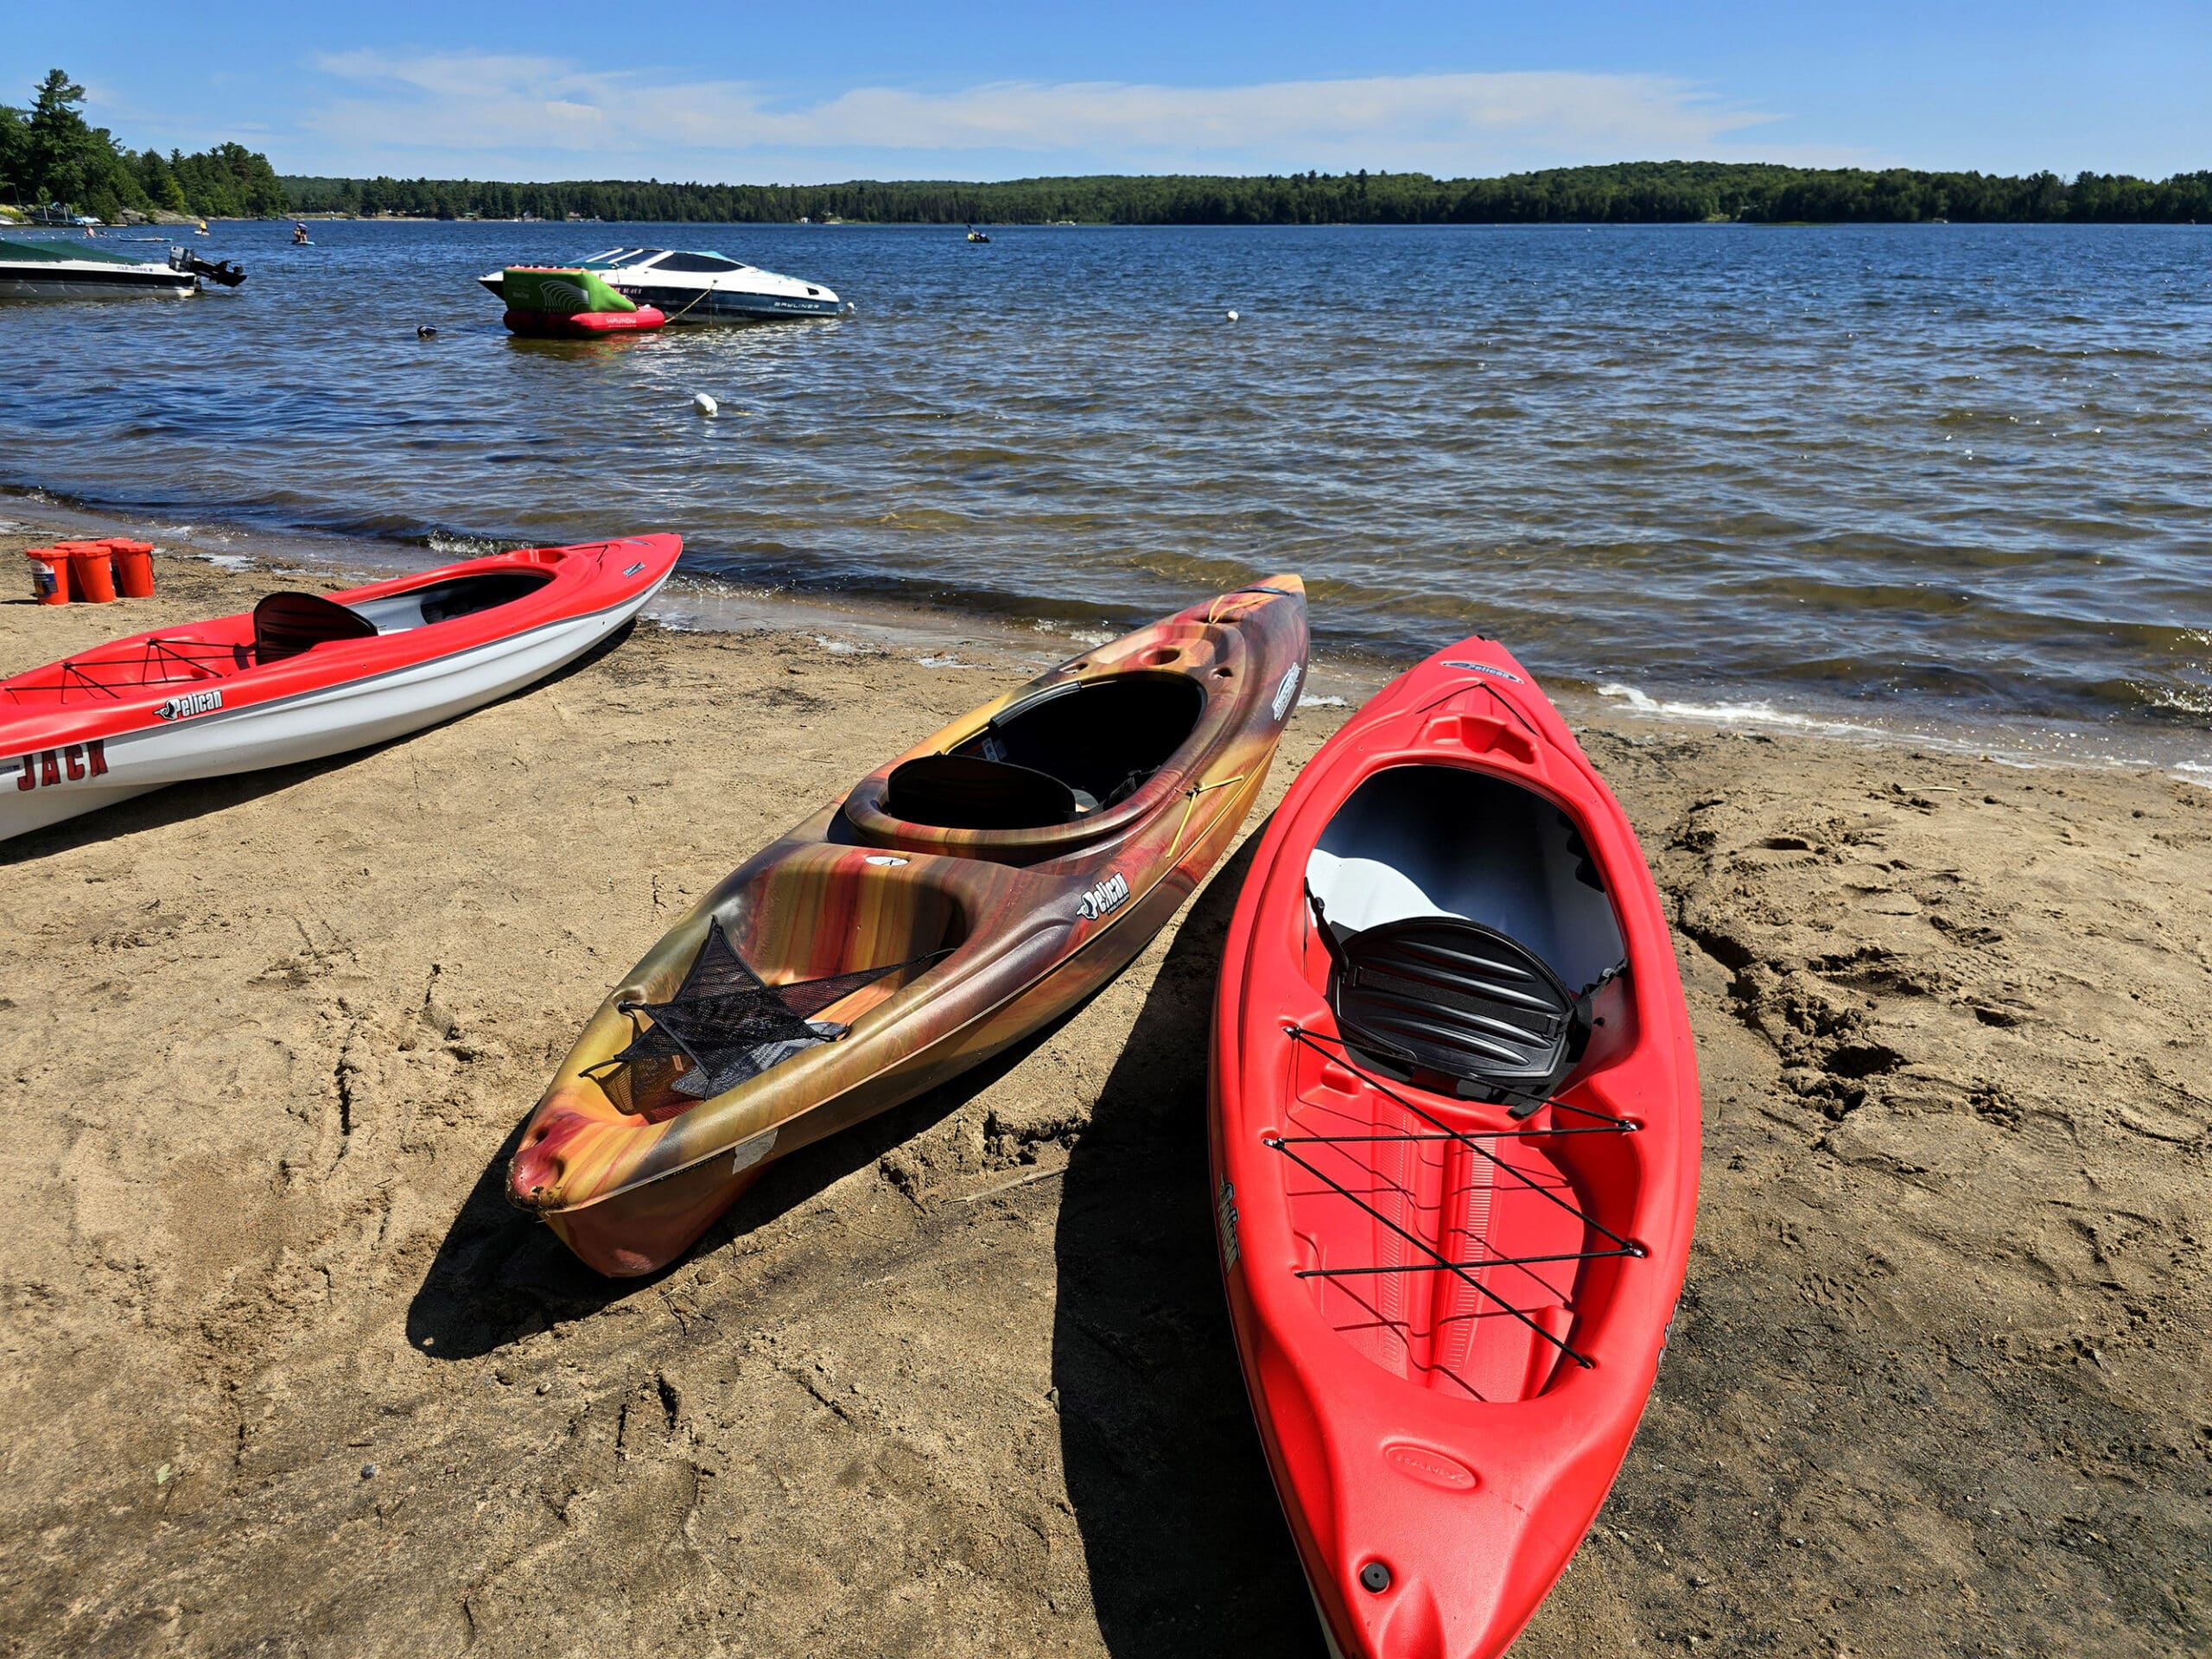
[283,162,2212,226]
[4,60,2202,231]
[0,69,286,222]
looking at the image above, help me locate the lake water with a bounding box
[3,219,2208,763]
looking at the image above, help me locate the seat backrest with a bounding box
[882,753,1078,830]
[1318,905,1589,1106]
[252,591,378,664]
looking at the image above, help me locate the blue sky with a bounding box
[10,3,2209,182]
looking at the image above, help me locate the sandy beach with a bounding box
[1,524,2205,1657]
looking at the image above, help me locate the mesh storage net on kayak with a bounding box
[587,917,942,1113]
[1266,1024,1644,1395]
[3,636,248,704]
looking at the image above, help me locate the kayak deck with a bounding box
[3,632,246,704]
[1270,1025,1643,1402]
[587,845,968,1124]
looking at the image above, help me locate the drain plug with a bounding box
[1360,1561,1392,1593]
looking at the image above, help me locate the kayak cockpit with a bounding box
[1304,763,1628,1103]
[260,567,556,653]
[875,672,1205,832]
[341,568,555,632]
[1281,763,1643,1402]
[952,672,1203,809]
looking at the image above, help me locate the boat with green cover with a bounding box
[0,237,202,299]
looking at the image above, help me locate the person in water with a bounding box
[292,223,308,244]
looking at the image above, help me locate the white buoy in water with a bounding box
[693,392,719,417]
[1226,309,1240,323]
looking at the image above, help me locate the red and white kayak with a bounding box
[2,536,678,842]
[1211,636,1700,1659]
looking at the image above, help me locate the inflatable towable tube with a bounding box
[504,307,668,336]
[499,265,668,337]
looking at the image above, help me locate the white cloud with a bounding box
[300,50,1785,179]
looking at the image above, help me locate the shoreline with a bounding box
[0,530,2206,1654]
[0,487,1382,710]
[92,216,2212,230]
[4,488,2202,790]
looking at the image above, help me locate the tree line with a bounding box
[280,161,2212,226]
[0,68,287,222]
[5,69,2201,230]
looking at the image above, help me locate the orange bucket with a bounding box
[24,547,71,604]
[105,538,156,598]
[62,542,118,603]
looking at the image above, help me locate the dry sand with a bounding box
[1,532,2206,1657]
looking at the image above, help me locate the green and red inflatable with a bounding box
[499,267,666,337]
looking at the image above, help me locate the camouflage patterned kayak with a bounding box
[508,576,1309,1274]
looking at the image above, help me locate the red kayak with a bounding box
[2,536,677,841]
[1211,636,1700,1658]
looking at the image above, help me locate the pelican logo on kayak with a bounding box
[1216,1179,1240,1271]
[12,740,108,792]
[1383,1442,1478,1491]
[1442,660,1523,684]
[155,689,223,722]
[623,562,645,577]
[1077,871,1129,921]
[1271,662,1303,721]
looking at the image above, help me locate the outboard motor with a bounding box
[169,247,246,288]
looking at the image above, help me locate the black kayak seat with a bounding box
[1312,893,1592,1110]
[253,591,378,664]
[884,753,1088,830]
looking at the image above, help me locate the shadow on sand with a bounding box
[1052,829,1322,1658]
[405,822,1319,1652]
[2,619,640,864]
[404,1018,1070,1362]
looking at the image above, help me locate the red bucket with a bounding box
[24,547,71,605]
[61,542,118,603]
[104,538,156,598]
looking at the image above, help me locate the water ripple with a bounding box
[2,219,2208,746]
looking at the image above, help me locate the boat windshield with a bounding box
[577,248,669,270]
[651,251,754,274]
[575,247,755,276]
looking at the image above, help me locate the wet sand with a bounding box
[1,531,2206,1656]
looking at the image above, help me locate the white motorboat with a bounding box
[477,246,849,322]
[0,238,244,300]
